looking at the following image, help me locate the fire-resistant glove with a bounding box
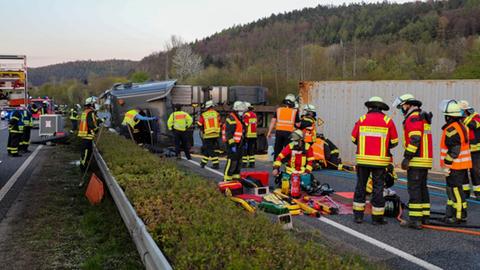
[401,158,409,170]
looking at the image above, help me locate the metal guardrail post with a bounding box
[93,146,172,270]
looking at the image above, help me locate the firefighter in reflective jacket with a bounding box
[299,104,317,145]
[267,94,300,159]
[351,96,398,225]
[7,110,24,157]
[168,105,193,160]
[69,104,80,132]
[393,94,433,229]
[440,100,472,223]
[272,129,315,192]
[198,100,221,169]
[242,102,257,168]
[122,108,157,144]
[223,101,247,181]
[78,97,99,173]
[19,108,33,153]
[458,100,480,199]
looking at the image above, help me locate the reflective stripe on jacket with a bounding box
[403,111,433,168]
[167,111,192,131]
[78,109,96,140]
[464,112,480,152]
[122,109,140,129]
[243,111,257,138]
[199,109,220,138]
[273,143,314,174]
[276,107,297,132]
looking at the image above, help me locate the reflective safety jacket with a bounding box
[78,108,98,140]
[300,116,316,143]
[8,110,23,134]
[312,138,326,166]
[22,109,33,127]
[243,110,257,138]
[122,109,140,129]
[223,112,244,145]
[351,111,398,167]
[69,108,79,120]
[274,143,314,174]
[464,112,480,153]
[198,109,221,138]
[403,110,433,168]
[275,107,297,132]
[167,111,192,131]
[440,121,472,170]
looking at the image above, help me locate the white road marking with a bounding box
[184,157,443,270]
[0,145,43,202]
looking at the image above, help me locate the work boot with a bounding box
[353,212,363,224]
[200,162,206,168]
[372,216,388,226]
[400,219,422,230]
[443,217,460,224]
[212,164,219,169]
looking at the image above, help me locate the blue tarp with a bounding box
[109,80,177,97]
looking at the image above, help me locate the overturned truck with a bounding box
[103,80,273,152]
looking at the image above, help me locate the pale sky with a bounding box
[0,0,412,67]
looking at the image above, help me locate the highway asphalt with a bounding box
[180,153,480,270]
[0,120,42,221]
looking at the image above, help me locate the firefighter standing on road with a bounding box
[223,101,246,181]
[267,94,300,160]
[122,108,157,145]
[168,105,193,160]
[198,100,221,169]
[19,108,33,153]
[351,96,398,225]
[78,97,99,173]
[439,100,472,223]
[458,100,480,200]
[242,102,257,168]
[69,104,80,133]
[393,94,433,229]
[299,104,317,145]
[7,109,24,157]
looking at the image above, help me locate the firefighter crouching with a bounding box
[167,105,193,160]
[393,94,433,229]
[272,129,315,194]
[7,109,24,157]
[267,94,300,160]
[122,108,157,145]
[198,100,221,169]
[78,97,99,173]
[440,100,472,223]
[351,96,398,225]
[242,102,257,168]
[458,100,480,200]
[223,101,247,181]
[19,108,33,153]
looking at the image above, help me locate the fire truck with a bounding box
[0,55,29,121]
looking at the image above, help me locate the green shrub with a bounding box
[98,132,372,269]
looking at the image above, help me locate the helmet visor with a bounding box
[392,97,404,110]
[439,99,457,113]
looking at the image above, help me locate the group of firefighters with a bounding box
[6,104,45,157]
[73,90,480,228]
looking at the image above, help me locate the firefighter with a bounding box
[69,104,80,133]
[311,134,350,170]
[167,105,193,160]
[439,100,472,223]
[458,100,480,199]
[267,94,300,159]
[197,100,221,169]
[41,100,48,114]
[78,97,99,173]
[7,109,24,157]
[242,102,257,168]
[223,101,247,181]
[272,129,315,192]
[122,108,157,145]
[299,104,317,145]
[351,96,398,225]
[19,108,33,153]
[30,104,40,115]
[393,94,433,229]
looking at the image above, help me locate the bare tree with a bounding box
[172,44,203,81]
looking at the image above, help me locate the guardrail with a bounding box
[93,146,172,270]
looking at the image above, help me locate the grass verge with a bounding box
[98,131,377,269]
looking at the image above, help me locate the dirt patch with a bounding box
[0,144,142,269]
